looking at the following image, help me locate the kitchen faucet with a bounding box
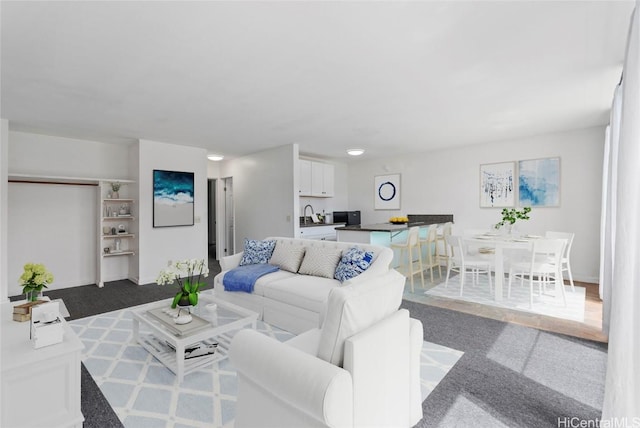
[303,204,314,225]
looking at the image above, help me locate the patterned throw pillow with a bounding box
[239,239,276,266]
[269,241,306,273]
[334,246,374,282]
[298,246,342,279]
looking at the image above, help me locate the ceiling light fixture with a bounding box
[207,154,224,161]
[347,149,365,156]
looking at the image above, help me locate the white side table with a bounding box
[1,300,84,428]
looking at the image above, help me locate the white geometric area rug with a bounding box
[424,275,586,322]
[70,308,463,428]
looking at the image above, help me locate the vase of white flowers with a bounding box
[156,259,209,309]
[19,263,54,301]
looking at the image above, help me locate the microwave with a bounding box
[333,211,361,225]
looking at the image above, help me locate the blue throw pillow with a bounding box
[334,246,374,282]
[239,239,276,266]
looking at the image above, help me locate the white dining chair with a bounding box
[507,238,567,308]
[390,226,424,292]
[444,235,493,296]
[545,231,575,292]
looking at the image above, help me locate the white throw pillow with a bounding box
[317,269,405,366]
[298,246,342,279]
[269,241,306,273]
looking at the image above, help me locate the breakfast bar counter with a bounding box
[335,214,454,245]
[335,222,422,243]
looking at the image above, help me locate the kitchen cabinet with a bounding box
[311,162,334,197]
[299,159,312,195]
[299,225,338,241]
[300,160,334,197]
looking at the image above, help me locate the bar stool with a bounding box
[420,224,440,282]
[390,226,424,292]
[435,222,453,272]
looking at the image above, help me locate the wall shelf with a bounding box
[9,173,135,185]
[103,251,135,257]
[103,198,134,203]
[102,234,135,239]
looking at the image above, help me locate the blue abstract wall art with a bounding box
[518,157,560,207]
[153,170,194,227]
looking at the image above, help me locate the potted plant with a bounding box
[495,207,532,232]
[19,263,54,301]
[110,182,121,198]
[156,259,209,308]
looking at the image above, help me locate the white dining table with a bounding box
[464,233,540,302]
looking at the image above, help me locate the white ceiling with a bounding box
[1,1,634,162]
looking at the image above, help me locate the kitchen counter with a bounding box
[300,222,346,228]
[335,214,454,248]
[334,214,452,233]
[334,222,425,232]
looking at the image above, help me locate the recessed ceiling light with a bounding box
[347,149,365,156]
[207,154,224,161]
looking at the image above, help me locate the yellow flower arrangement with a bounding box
[19,263,54,301]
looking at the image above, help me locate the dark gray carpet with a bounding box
[401,300,608,428]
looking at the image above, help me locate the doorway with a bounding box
[213,176,235,260]
[207,179,216,263]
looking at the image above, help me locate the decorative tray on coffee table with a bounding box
[146,308,210,336]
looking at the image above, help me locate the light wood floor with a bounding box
[411,278,607,343]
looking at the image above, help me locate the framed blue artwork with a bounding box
[153,169,195,227]
[374,174,401,210]
[480,162,515,208]
[518,157,560,207]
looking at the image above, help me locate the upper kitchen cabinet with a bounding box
[299,159,312,195]
[314,162,334,197]
[300,160,334,197]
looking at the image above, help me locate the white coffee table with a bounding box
[131,293,258,382]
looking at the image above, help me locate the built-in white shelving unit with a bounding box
[98,180,137,287]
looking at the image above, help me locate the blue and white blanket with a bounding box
[223,264,279,293]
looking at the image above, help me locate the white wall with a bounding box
[129,144,140,282]
[9,131,131,179]
[347,126,605,283]
[220,144,298,251]
[0,120,9,302]
[207,160,221,179]
[136,139,208,284]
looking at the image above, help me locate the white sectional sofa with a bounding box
[213,237,394,334]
